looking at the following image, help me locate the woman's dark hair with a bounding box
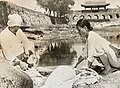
[76,19,93,31]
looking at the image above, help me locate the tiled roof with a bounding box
[82,0,109,6]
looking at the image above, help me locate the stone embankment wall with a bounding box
[0,1,52,27]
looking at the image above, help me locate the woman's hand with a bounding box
[88,61,92,68]
[19,61,28,71]
[13,58,28,71]
[28,50,33,56]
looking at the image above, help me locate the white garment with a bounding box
[0,27,34,61]
[41,66,76,88]
[83,31,120,68]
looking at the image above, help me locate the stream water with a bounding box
[38,35,120,67]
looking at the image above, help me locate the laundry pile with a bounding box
[25,68,47,88]
[40,66,102,88]
[72,68,102,88]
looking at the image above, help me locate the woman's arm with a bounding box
[74,44,88,68]
[18,29,34,56]
[87,35,96,67]
[74,56,84,68]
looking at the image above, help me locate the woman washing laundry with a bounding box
[0,14,35,70]
[74,19,120,75]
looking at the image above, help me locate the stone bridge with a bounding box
[68,8,120,25]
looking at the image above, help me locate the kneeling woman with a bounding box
[74,19,120,75]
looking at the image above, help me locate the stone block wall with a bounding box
[0,1,52,27]
[0,1,8,26]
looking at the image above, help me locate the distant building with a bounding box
[68,0,120,27]
[81,0,110,12]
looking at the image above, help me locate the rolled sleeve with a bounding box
[17,29,34,54]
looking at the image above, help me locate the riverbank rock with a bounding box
[0,57,33,88]
[98,71,120,88]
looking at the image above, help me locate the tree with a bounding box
[36,0,51,15]
[36,0,75,17]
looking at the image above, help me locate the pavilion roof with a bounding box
[81,0,110,8]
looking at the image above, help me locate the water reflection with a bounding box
[39,41,77,66]
[38,33,120,66]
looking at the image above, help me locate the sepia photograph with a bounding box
[0,0,120,88]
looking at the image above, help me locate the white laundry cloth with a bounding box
[41,66,76,88]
